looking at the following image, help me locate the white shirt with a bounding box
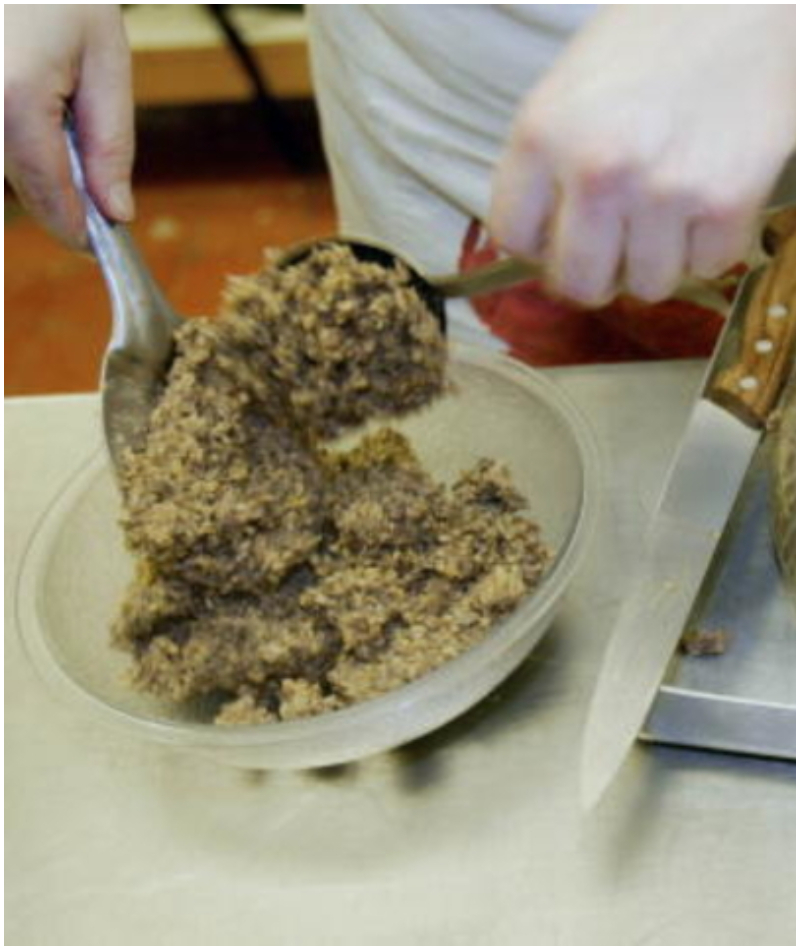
[306,5,598,345]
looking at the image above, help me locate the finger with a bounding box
[4,93,87,248]
[73,16,135,223]
[687,203,758,279]
[624,203,688,302]
[489,129,555,259]
[548,184,625,306]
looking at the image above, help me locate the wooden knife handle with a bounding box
[710,210,795,428]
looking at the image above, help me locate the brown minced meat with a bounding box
[114,245,551,724]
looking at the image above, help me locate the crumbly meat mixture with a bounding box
[215,244,446,440]
[679,627,731,657]
[114,246,551,724]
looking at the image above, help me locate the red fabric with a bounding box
[459,220,730,366]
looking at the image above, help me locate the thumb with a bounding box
[72,17,135,223]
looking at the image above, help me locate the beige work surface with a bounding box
[5,362,795,946]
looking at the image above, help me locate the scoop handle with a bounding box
[63,114,180,358]
[432,250,737,313]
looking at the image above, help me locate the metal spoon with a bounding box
[64,117,181,472]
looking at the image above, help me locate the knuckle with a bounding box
[511,111,545,157]
[557,266,612,307]
[95,133,132,163]
[86,129,134,174]
[694,185,748,225]
[3,141,50,199]
[4,79,35,134]
[691,258,726,281]
[700,199,741,226]
[644,174,695,211]
[627,277,669,304]
[510,92,560,157]
[692,235,748,277]
[575,156,633,200]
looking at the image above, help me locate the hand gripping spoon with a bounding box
[276,237,738,328]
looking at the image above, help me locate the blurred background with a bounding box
[6,5,336,396]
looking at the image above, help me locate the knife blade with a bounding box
[581,213,795,809]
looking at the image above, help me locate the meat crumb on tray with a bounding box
[113,246,551,724]
[679,627,731,657]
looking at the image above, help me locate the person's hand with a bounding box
[4,5,134,248]
[490,5,795,306]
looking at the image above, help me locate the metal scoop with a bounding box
[64,118,182,471]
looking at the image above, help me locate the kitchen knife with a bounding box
[581,212,795,809]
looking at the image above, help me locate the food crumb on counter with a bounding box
[679,626,732,657]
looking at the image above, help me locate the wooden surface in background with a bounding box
[127,5,312,105]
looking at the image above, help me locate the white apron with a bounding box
[306,5,597,347]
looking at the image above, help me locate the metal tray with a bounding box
[643,443,796,758]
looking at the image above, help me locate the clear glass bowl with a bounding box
[17,343,599,769]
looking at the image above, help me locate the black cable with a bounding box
[205,4,308,170]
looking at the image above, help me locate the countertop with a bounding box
[5,361,795,946]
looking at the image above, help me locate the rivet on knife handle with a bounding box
[710,215,795,429]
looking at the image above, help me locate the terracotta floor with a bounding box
[5,102,337,396]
